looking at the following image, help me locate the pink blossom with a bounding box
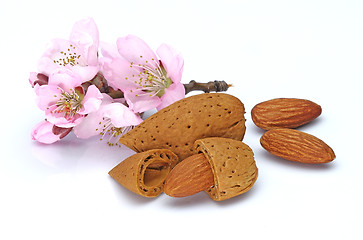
[73,94,142,146]
[35,69,103,128]
[101,35,185,113]
[31,120,72,144]
[37,18,100,82]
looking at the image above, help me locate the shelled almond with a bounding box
[251,98,322,130]
[260,128,335,164]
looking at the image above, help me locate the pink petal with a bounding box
[157,43,184,83]
[38,38,98,83]
[45,109,85,128]
[100,41,121,60]
[37,38,71,76]
[52,125,73,139]
[73,111,102,139]
[29,72,49,87]
[71,65,99,83]
[78,85,103,115]
[31,120,61,144]
[124,89,162,113]
[102,57,140,90]
[157,82,185,110]
[69,17,99,66]
[73,93,112,139]
[35,85,62,111]
[116,35,158,69]
[100,93,115,104]
[102,103,143,128]
[48,68,83,92]
[29,72,38,86]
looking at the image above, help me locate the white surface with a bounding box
[1,0,362,239]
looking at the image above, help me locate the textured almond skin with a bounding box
[251,98,322,130]
[108,149,178,197]
[195,138,258,201]
[260,128,335,163]
[119,93,246,161]
[164,154,214,197]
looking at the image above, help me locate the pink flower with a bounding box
[35,69,103,128]
[31,120,72,144]
[37,18,100,82]
[73,94,142,146]
[101,35,185,113]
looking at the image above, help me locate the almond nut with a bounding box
[119,93,246,161]
[251,98,322,130]
[164,137,258,201]
[260,128,335,164]
[164,153,214,197]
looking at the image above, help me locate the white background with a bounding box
[1,0,362,239]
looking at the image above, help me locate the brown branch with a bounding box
[85,73,231,99]
[183,80,231,95]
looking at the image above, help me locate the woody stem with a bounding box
[183,80,231,95]
[84,73,232,99]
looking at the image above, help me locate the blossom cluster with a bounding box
[30,18,185,145]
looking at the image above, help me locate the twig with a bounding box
[86,73,232,99]
[183,80,231,95]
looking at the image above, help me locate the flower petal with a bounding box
[48,68,83,92]
[78,85,103,115]
[45,108,85,128]
[37,38,71,76]
[117,35,158,69]
[100,41,121,60]
[102,57,140,90]
[73,93,113,139]
[73,111,103,139]
[157,43,184,83]
[124,89,162,113]
[38,32,99,83]
[29,72,49,87]
[35,85,62,111]
[69,17,99,66]
[157,82,185,110]
[31,120,61,144]
[102,103,143,128]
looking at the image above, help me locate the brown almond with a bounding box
[119,93,246,161]
[251,98,322,130]
[260,128,335,163]
[164,153,214,197]
[164,138,258,201]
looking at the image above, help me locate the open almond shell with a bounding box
[194,137,258,201]
[108,149,178,197]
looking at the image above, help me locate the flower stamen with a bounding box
[53,44,83,67]
[98,118,134,147]
[54,89,83,118]
[127,57,172,97]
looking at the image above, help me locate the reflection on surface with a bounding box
[31,133,136,173]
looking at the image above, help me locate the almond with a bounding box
[164,138,258,201]
[251,98,322,130]
[260,128,335,164]
[164,153,214,197]
[119,93,246,161]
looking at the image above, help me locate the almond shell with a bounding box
[119,93,246,161]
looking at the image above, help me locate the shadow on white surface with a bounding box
[108,177,158,205]
[162,177,262,208]
[258,150,336,171]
